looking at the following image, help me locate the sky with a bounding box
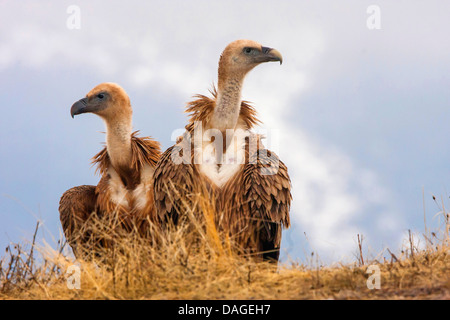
[0,0,449,264]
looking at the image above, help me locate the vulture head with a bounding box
[218,39,283,81]
[70,82,132,121]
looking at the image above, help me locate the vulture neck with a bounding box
[212,72,245,133]
[105,118,133,171]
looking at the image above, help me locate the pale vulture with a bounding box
[59,83,161,258]
[153,40,291,261]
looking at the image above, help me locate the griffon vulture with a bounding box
[153,40,291,261]
[59,83,161,258]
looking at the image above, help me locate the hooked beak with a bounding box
[260,46,283,65]
[70,98,89,118]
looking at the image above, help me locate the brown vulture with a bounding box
[59,83,161,258]
[153,40,291,262]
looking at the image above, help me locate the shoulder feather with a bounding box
[91,131,161,177]
[184,86,261,133]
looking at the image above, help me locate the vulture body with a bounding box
[59,83,161,258]
[153,40,291,261]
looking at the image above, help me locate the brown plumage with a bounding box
[59,83,161,259]
[153,40,291,262]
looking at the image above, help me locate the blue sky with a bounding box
[0,1,449,263]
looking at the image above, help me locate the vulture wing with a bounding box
[153,144,197,225]
[59,185,97,258]
[221,141,291,261]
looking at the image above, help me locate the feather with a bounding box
[59,185,97,258]
[92,131,160,178]
[184,86,261,134]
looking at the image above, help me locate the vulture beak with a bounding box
[70,98,89,118]
[260,47,283,65]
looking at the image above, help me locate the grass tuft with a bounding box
[1,191,449,300]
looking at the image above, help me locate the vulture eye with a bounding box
[243,47,254,55]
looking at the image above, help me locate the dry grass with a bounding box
[1,192,449,300]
